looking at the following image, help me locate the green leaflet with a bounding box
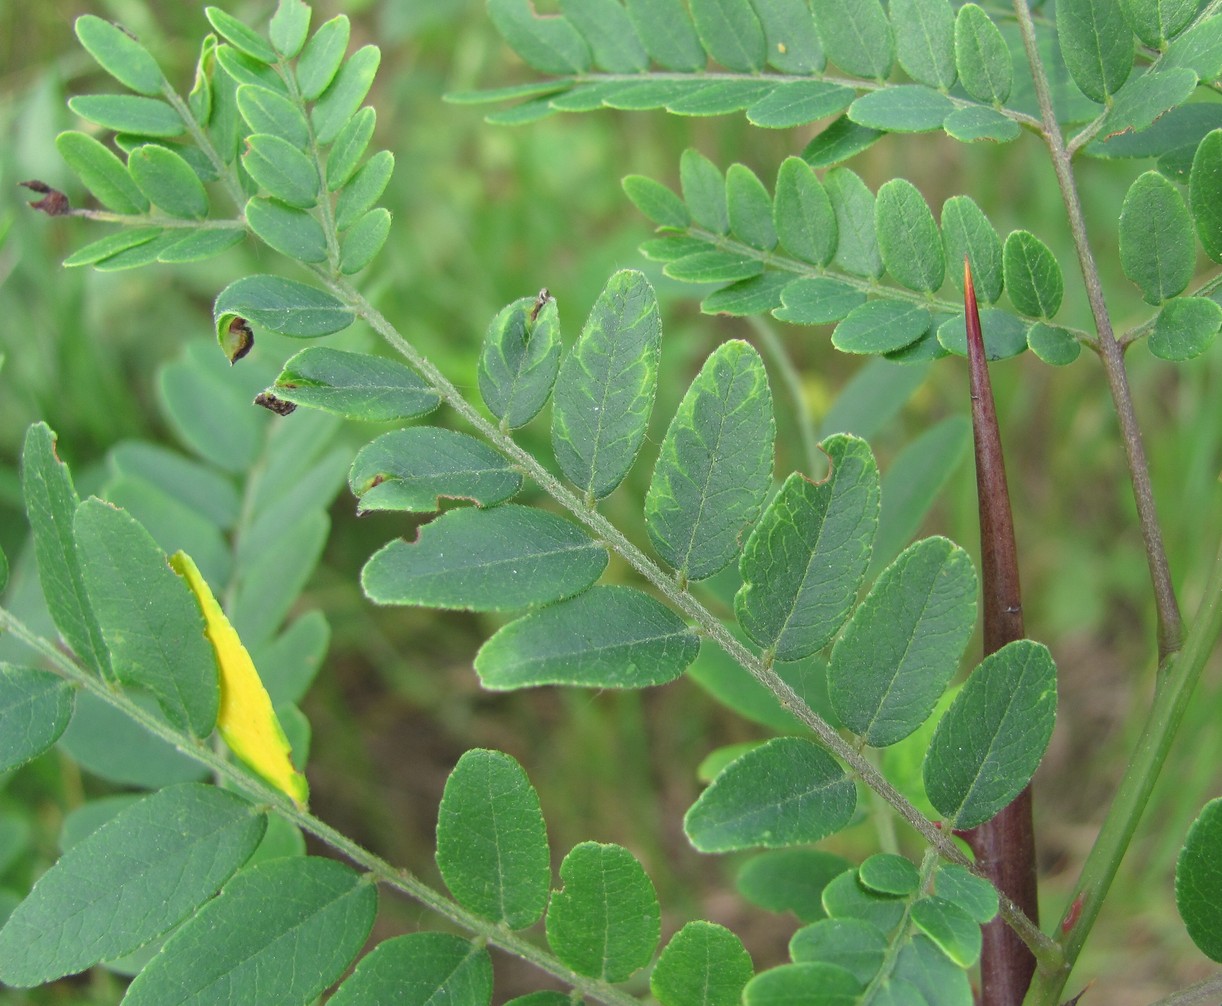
[832,301,931,355]
[821,868,906,934]
[954,4,1012,105]
[330,933,493,1006]
[774,278,865,325]
[681,148,729,234]
[339,207,391,273]
[685,737,856,852]
[623,0,705,71]
[748,81,854,129]
[326,107,376,189]
[689,0,766,72]
[942,106,1020,143]
[121,857,376,1006]
[895,935,973,1005]
[890,0,956,90]
[737,850,851,922]
[1176,797,1222,963]
[475,585,699,690]
[701,274,790,316]
[736,436,880,661]
[245,196,328,263]
[909,896,982,967]
[666,250,762,284]
[75,14,164,95]
[1027,322,1082,366]
[551,270,661,499]
[754,0,826,74]
[1057,0,1135,103]
[726,164,778,250]
[825,167,882,278]
[651,922,754,1006]
[1100,69,1197,142]
[645,340,775,581]
[1190,129,1222,263]
[269,0,311,59]
[623,175,691,229]
[74,498,219,738]
[62,229,161,269]
[937,308,1028,360]
[923,639,1057,828]
[312,44,381,145]
[349,428,520,512]
[744,962,861,1006]
[487,0,591,75]
[1148,297,1222,361]
[875,178,944,293]
[67,94,184,137]
[828,537,977,747]
[0,666,74,772]
[0,784,265,988]
[858,853,920,896]
[478,294,562,428]
[789,917,886,984]
[242,133,320,208]
[20,424,113,680]
[812,0,894,79]
[336,150,394,230]
[546,842,660,982]
[560,0,648,72]
[1119,0,1197,48]
[271,346,439,421]
[213,275,354,339]
[1161,17,1222,79]
[803,116,884,168]
[206,7,277,63]
[362,504,606,611]
[296,15,350,100]
[933,864,999,923]
[126,144,208,218]
[1119,170,1195,304]
[849,85,953,133]
[1003,229,1064,318]
[435,750,550,930]
[55,131,149,214]
[940,195,1003,303]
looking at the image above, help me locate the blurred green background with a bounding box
[1,2,1220,1003]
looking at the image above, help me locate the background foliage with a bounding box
[0,1,1220,1003]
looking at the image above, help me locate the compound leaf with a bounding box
[436,750,550,930]
[909,896,982,967]
[242,133,320,208]
[1119,0,1197,48]
[832,301,931,355]
[941,195,1003,303]
[245,196,328,263]
[689,0,766,72]
[127,144,209,218]
[623,0,705,71]
[744,963,861,1006]
[488,0,591,75]
[560,0,648,72]
[681,148,729,234]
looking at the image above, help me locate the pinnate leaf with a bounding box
[0,784,264,988]
[681,149,729,234]
[475,585,699,689]
[313,44,381,145]
[1057,0,1134,103]
[828,537,977,746]
[890,0,957,90]
[436,750,550,929]
[858,853,920,896]
[736,436,880,661]
[754,0,826,73]
[686,738,856,852]
[803,116,884,168]
[55,131,149,214]
[645,340,774,581]
[560,0,647,72]
[547,842,660,982]
[236,84,309,148]
[1100,68,1197,142]
[651,922,754,1006]
[748,81,852,128]
[214,275,354,338]
[126,144,208,218]
[689,0,766,72]
[340,207,391,273]
[1027,322,1081,365]
[773,157,837,266]
[875,178,944,293]
[296,15,350,100]
[0,666,73,772]
[336,149,394,230]
[349,428,521,512]
[849,86,953,133]
[923,639,1057,828]
[330,933,493,1006]
[942,106,1020,143]
[122,856,376,1006]
[75,500,218,737]
[774,277,865,325]
[245,196,328,262]
[622,0,705,71]
[934,864,998,923]
[833,301,931,355]
[726,164,777,250]
[269,0,311,58]
[937,308,1028,360]
[826,167,882,278]
[205,7,277,63]
[69,94,184,137]
[1003,230,1064,318]
[551,270,661,499]
[362,504,606,611]
[1119,170,1195,304]
[1176,797,1222,962]
[271,347,437,421]
[488,0,591,75]
[941,195,1003,303]
[623,175,690,229]
[243,133,319,208]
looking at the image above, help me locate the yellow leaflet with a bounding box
[170,551,309,808]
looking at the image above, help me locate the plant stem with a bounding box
[1011,0,1183,662]
[334,279,1061,967]
[0,607,645,1006]
[1025,535,1222,1005]
[1147,971,1222,1006]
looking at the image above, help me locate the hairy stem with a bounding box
[1011,0,1182,661]
[0,607,645,1006]
[962,261,1039,1005]
[333,278,1061,965]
